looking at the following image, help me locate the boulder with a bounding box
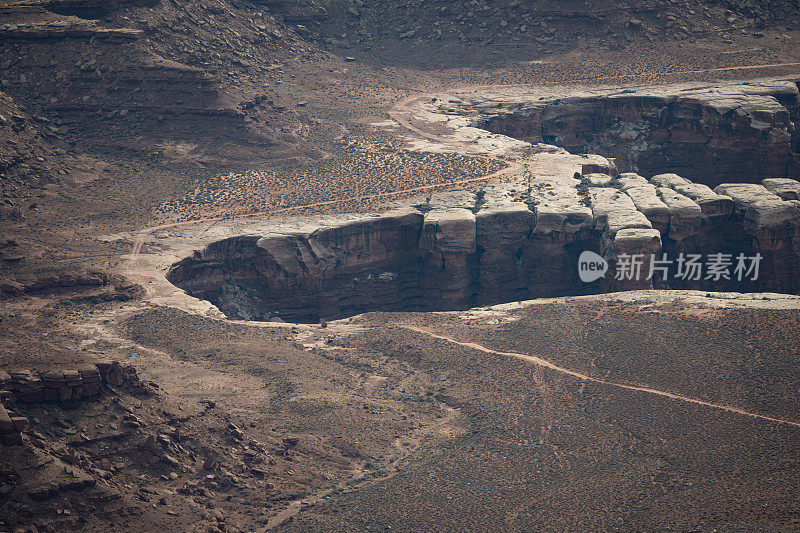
[613,227,663,254]
[582,159,618,177]
[590,188,652,237]
[652,173,733,223]
[762,178,800,201]
[714,183,778,216]
[0,405,13,433]
[605,228,662,291]
[616,172,650,190]
[623,185,670,234]
[583,173,614,186]
[11,416,28,432]
[657,187,702,240]
[10,370,43,402]
[742,200,800,243]
[475,203,534,248]
[713,183,800,241]
[533,203,593,238]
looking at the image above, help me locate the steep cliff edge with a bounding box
[166,174,800,323]
[471,80,800,186]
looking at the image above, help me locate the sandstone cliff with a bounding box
[472,80,800,187]
[167,174,800,322]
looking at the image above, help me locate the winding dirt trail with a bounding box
[400,325,800,429]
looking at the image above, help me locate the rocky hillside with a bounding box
[0,0,326,168]
[0,92,59,207]
[296,0,800,66]
[1,0,799,172]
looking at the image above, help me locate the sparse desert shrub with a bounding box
[472,189,487,213]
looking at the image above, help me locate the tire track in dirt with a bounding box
[400,325,800,429]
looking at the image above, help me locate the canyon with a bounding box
[471,79,800,186]
[164,78,800,323]
[165,172,800,323]
[5,0,800,529]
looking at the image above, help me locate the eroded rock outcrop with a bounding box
[419,208,478,309]
[167,175,800,322]
[169,211,425,322]
[471,80,800,187]
[475,203,534,302]
[714,183,800,293]
[0,398,28,447]
[0,360,139,404]
[0,0,323,167]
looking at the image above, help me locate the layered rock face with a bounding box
[474,81,800,187]
[0,23,244,150]
[167,175,800,323]
[0,360,136,404]
[0,0,322,166]
[168,212,426,323]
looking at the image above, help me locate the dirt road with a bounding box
[400,325,800,429]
